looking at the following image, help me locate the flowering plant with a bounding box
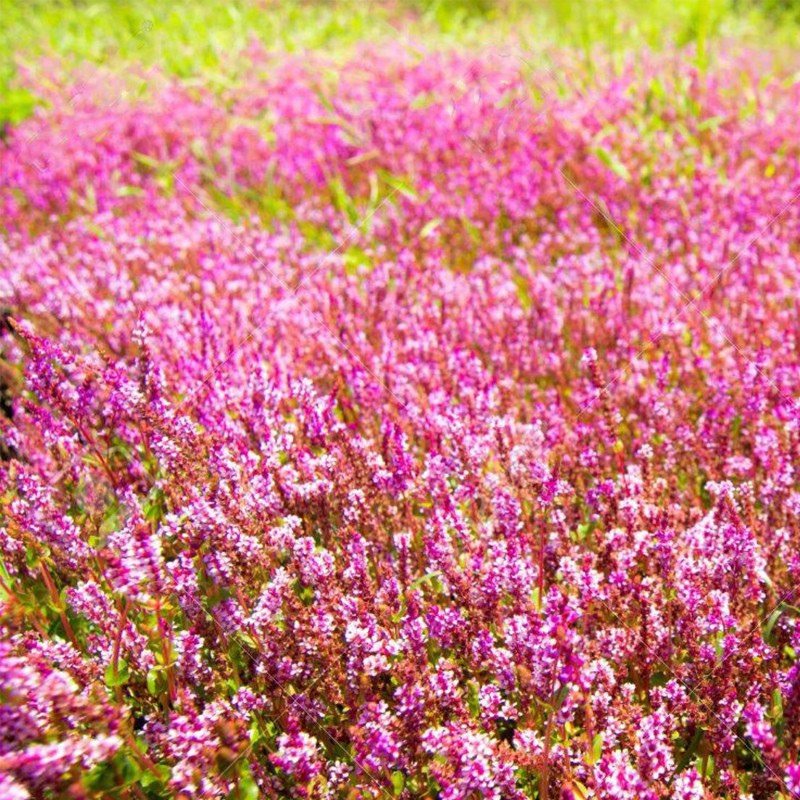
[2,42,800,799]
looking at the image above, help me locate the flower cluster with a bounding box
[2,40,800,799]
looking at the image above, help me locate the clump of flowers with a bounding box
[2,39,800,800]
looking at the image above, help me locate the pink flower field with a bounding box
[4,9,800,799]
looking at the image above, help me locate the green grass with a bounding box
[0,0,798,126]
[0,0,386,125]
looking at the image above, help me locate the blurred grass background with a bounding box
[0,0,798,125]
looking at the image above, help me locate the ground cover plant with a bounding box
[5,1,800,798]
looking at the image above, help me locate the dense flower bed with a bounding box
[3,44,800,799]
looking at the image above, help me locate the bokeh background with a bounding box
[2,0,800,130]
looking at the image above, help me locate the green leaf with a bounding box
[593,145,631,182]
[588,733,603,764]
[343,246,370,275]
[575,522,592,541]
[773,687,784,718]
[328,177,358,224]
[0,87,38,126]
[140,763,171,789]
[572,781,591,799]
[552,683,570,711]
[410,92,437,110]
[675,727,703,773]
[380,171,418,201]
[115,185,145,198]
[85,761,117,791]
[132,151,161,170]
[391,771,405,795]
[146,667,165,696]
[86,751,141,791]
[292,581,315,607]
[461,217,481,244]
[239,772,261,800]
[118,752,142,784]
[466,680,480,719]
[105,659,130,687]
[697,115,725,131]
[765,605,785,644]
[420,218,442,239]
[409,571,441,592]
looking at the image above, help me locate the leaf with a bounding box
[552,684,571,711]
[420,218,442,239]
[85,761,116,791]
[144,488,167,523]
[328,177,358,224]
[461,217,481,244]
[380,171,418,201]
[132,151,161,170]
[697,115,725,131]
[773,687,784,718]
[292,580,315,607]
[115,185,145,197]
[391,771,405,795]
[675,727,703,773]
[146,668,164,696]
[87,750,140,790]
[0,87,38,126]
[409,571,441,592]
[466,680,481,718]
[140,764,171,789]
[586,733,603,765]
[105,659,130,687]
[239,772,261,800]
[593,145,631,182]
[343,247,370,275]
[410,92,437,110]
[572,781,591,800]
[117,752,142,784]
[765,606,785,644]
